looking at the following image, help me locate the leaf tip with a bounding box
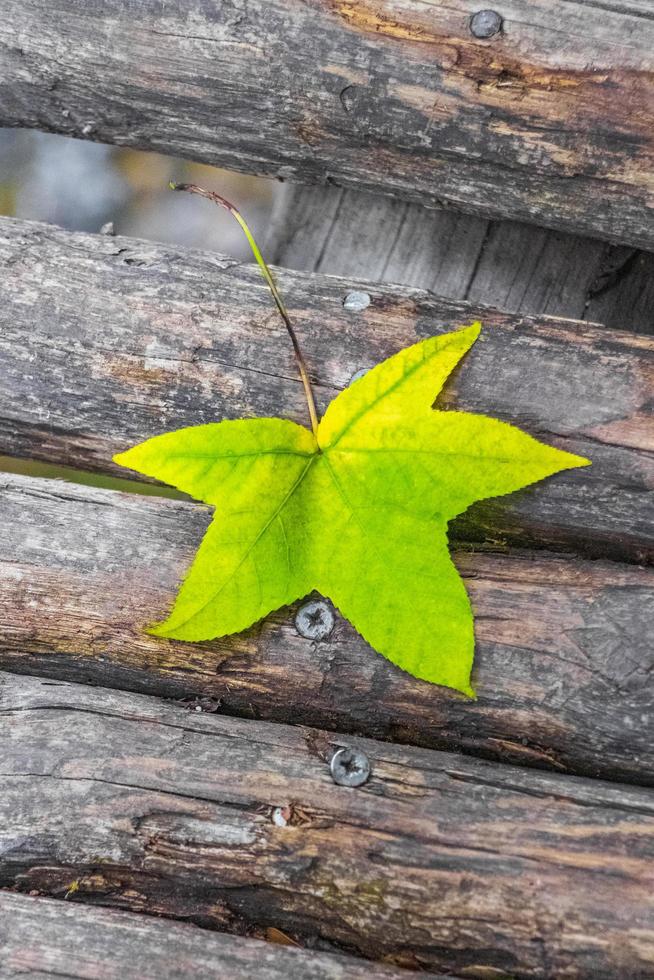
[449,320,482,350]
[112,447,148,479]
[146,621,171,639]
[112,449,129,468]
[559,449,592,473]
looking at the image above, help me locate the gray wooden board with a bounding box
[1,672,654,979]
[0,218,652,566]
[267,184,493,296]
[268,184,654,334]
[0,892,433,980]
[1,472,653,785]
[585,246,654,332]
[1,0,654,248]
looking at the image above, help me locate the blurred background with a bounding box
[0,128,281,256]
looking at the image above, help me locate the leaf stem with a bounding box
[169,182,320,438]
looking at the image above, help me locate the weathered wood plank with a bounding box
[1,472,652,784]
[465,224,605,321]
[268,184,654,334]
[2,672,654,979]
[0,893,428,980]
[585,245,654,334]
[1,0,653,247]
[1,218,652,564]
[267,184,493,295]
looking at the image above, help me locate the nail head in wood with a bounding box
[295,600,334,641]
[469,9,503,38]
[330,747,371,787]
[343,290,371,312]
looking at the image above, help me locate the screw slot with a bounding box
[469,9,503,38]
[330,747,371,788]
[295,600,335,641]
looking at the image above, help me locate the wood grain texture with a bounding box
[2,672,654,979]
[1,218,652,565]
[0,893,430,980]
[585,245,654,333]
[268,183,654,334]
[1,472,653,784]
[267,184,493,296]
[1,0,654,247]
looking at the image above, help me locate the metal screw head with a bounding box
[295,600,334,641]
[343,290,371,312]
[469,9,503,38]
[330,747,371,788]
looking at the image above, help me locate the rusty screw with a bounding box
[469,9,503,38]
[330,747,371,788]
[295,600,334,641]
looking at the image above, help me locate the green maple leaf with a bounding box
[114,321,589,696]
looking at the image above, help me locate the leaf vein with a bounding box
[325,332,465,447]
[160,456,316,632]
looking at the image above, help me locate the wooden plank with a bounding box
[585,246,654,334]
[1,1,653,248]
[465,223,605,320]
[269,184,654,334]
[2,672,654,979]
[0,893,428,980]
[1,218,652,565]
[268,184,492,297]
[1,472,652,784]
